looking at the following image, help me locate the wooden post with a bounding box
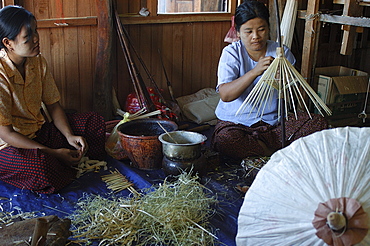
[301,0,320,86]
[269,0,286,42]
[340,0,363,55]
[146,0,158,16]
[93,0,113,120]
[2,0,15,7]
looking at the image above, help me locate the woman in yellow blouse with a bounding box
[0,5,106,194]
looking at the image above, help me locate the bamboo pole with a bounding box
[119,24,169,108]
[274,0,286,147]
[113,4,156,112]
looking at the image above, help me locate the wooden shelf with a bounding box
[333,0,370,7]
[300,0,369,86]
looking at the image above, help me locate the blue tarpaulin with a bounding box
[0,153,250,245]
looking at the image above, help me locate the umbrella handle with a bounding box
[326,212,346,231]
[274,0,282,48]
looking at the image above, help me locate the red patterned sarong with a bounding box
[0,112,106,194]
[211,112,328,159]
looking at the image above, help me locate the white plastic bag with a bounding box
[105,114,131,160]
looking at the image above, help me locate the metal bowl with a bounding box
[162,154,207,177]
[158,130,207,161]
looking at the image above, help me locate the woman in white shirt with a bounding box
[211,0,328,159]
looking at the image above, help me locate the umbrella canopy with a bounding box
[236,127,370,246]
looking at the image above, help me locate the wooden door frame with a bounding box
[2,0,15,7]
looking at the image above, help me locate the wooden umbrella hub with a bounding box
[326,211,347,232]
[275,47,284,58]
[312,197,368,246]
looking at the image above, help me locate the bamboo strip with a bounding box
[101,169,140,196]
[236,48,332,121]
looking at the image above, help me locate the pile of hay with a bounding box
[69,172,219,245]
[0,210,37,226]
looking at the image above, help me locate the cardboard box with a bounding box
[315,66,369,115]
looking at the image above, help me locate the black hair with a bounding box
[234,0,270,32]
[0,5,36,50]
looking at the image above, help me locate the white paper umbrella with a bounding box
[236,127,370,246]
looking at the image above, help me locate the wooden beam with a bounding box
[146,0,158,16]
[301,0,320,86]
[37,16,97,29]
[119,13,233,25]
[340,0,363,55]
[298,11,370,28]
[93,0,114,120]
[118,0,240,24]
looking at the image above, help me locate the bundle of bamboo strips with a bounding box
[101,169,140,196]
[236,47,332,120]
[116,108,161,120]
[75,157,108,178]
[279,0,298,49]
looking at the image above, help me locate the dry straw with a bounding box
[69,172,219,245]
[0,210,37,228]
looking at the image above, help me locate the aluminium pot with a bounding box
[158,130,207,161]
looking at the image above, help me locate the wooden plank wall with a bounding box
[18,0,97,113]
[115,22,230,108]
[115,1,231,112]
[15,0,230,117]
[11,0,369,119]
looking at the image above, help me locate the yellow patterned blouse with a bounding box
[0,52,60,150]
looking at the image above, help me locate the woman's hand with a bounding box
[0,125,85,166]
[45,148,84,166]
[252,56,274,77]
[218,55,275,102]
[66,135,88,157]
[46,102,89,157]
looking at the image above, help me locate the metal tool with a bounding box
[358,77,370,123]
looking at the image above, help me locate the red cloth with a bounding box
[312,197,369,246]
[0,112,106,194]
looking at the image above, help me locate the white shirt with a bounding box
[215,40,296,126]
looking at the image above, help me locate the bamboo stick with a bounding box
[113,4,156,112]
[119,24,169,109]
